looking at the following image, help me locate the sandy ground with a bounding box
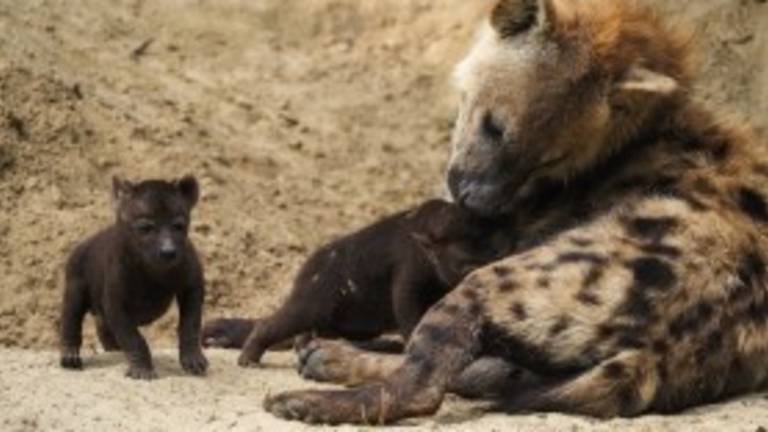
[1,348,767,432]
[1,0,768,430]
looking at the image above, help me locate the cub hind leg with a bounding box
[95,315,120,352]
[202,318,255,349]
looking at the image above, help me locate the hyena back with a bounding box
[265,0,768,424]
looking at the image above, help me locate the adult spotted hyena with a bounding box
[266,0,768,424]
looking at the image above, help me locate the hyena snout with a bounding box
[448,167,504,216]
[447,163,531,217]
[447,167,468,205]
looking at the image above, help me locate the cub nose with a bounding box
[159,246,178,261]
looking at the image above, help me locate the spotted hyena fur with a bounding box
[265,0,768,424]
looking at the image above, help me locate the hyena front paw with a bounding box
[296,338,360,383]
[126,365,158,380]
[264,385,389,425]
[264,390,325,423]
[180,350,209,375]
[60,347,83,370]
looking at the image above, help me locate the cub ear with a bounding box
[112,176,134,204]
[616,65,679,97]
[176,175,200,208]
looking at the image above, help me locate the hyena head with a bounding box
[112,176,199,270]
[447,0,693,216]
[410,200,502,286]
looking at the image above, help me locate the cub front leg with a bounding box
[177,280,208,375]
[59,273,89,369]
[104,290,157,380]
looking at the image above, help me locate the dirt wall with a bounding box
[0,0,766,349]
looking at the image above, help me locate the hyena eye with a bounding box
[482,112,505,142]
[133,220,156,234]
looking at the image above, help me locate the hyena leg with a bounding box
[500,350,658,417]
[297,337,404,385]
[265,289,484,424]
[95,315,120,351]
[59,275,89,369]
[298,336,529,398]
[450,356,537,399]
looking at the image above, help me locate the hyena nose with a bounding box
[447,168,470,207]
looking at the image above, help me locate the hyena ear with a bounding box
[490,0,567,38]
[491,0,539,38]
[535,0,561,33]
[176,175,200,208]
[112,176,134,204]
[616,65,679,97]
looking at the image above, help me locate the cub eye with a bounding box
[133,220,156,234]
[482,112,505,142]
[172,220,187,232]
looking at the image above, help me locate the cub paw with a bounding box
[60,347,83,370]
[181,351,209,375]
[237,351,263,368]
[126,365,158,380]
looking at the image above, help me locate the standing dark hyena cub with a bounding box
[202,199,504,368]
[59,176,208,380]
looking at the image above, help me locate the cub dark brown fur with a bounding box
[59,176,208,380]
[203,199,504,367]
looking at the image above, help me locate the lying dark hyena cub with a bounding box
[203,199,503,367]
[59,176,208,380]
